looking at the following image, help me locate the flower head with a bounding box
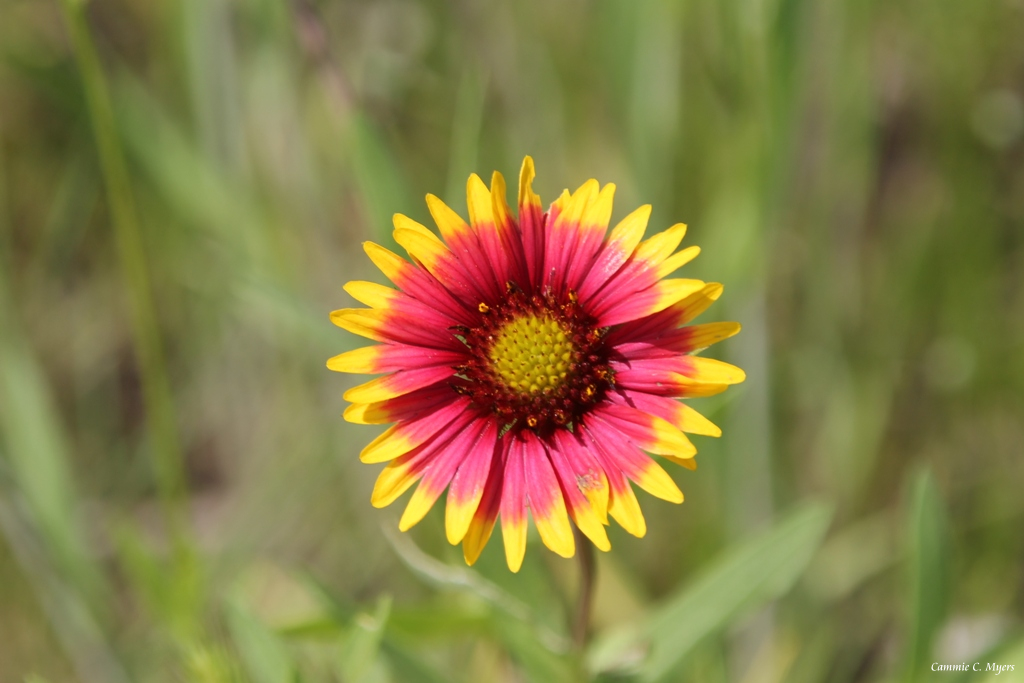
[329,158,744,571]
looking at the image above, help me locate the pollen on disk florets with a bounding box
[489,314,573,395]
[454,284,613,434]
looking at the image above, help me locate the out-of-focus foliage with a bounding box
[1,0,1022,681]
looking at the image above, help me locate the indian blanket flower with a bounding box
[329,157,744,571]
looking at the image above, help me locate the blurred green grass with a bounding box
[1,0,1023,681]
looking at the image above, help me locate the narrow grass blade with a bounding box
[588,501,833,682]
[347,113,414,243]
[444,66,487,206]
[56,0,190,541]
[904,467,951,682]
[0,215,102,604]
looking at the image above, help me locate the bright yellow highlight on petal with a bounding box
[534,497,576,559]
[327,346,381,374]
[343,402,390,425]
[676,402,722,437]
[643,414,698,459]
[330,309,387,343]
[556,180,599,228]
[363,242,408,282]
[445,493,482,545]
[581,183,616,229]
[463,513,498,566]
[674,282,725,324]
[657,245,701,278]
[344,281,397,309]
[371,460,419,507]
[608,484,646,538]
[518,156,541,209]
[663,454,699,471]
[394,227,448,271]
[651,278,708,305]
[360,426,416,464]
[490,171,513,228]
[634,461,684,504]
[579,469,610,525]
[674,383,731,398]
[650,279,708,315]
[570,499,611,552]
[467,173,495,228]
[685,357,747,385]
[501,518,527,573]
[344,375,404,404]
[393,213,442,243]
[682,322,742,352]
[399,483,439,531]
[609,204,651,252]
[636,222,688,264]
[426,193,471,242]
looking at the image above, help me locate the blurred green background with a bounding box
[1,0,1023,681]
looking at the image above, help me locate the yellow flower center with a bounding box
[459,288,612,433]
[488,313,575,396]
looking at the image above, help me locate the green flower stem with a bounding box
[572,525,596,653]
